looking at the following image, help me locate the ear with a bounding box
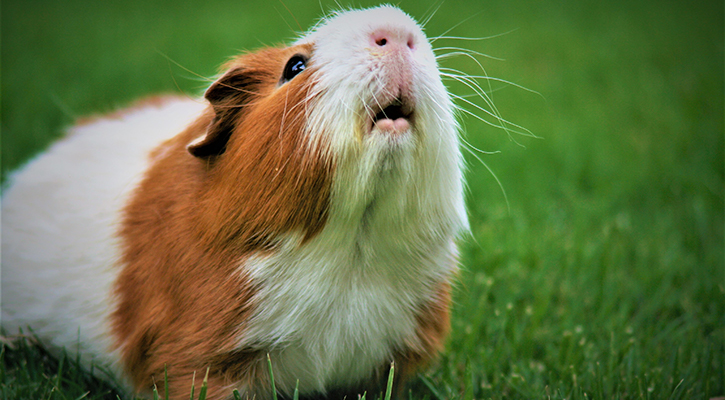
[188,68,259,158]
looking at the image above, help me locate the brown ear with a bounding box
[188,68,260,158]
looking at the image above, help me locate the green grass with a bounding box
[0,333,120,399]
[2,0,723,399]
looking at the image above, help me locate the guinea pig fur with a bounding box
[1,5,468,400]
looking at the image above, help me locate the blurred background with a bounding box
[2,0,723,398]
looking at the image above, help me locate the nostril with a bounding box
[371,30,414,49]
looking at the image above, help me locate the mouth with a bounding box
[369,97,414,135]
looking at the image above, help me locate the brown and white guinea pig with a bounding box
[1,5,468,400]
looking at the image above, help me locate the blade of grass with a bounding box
[384,362,395,400]
[46,386,57,400]
[54,350,66,394]
[0,344,6,380]
[419,375,445,400]
[197,367,209,400]
[267,353,278,400]
[189,371,196,400]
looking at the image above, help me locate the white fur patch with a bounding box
[1,98,205,386]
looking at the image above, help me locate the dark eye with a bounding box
[282,55,306,82]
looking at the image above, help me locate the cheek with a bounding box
[207,77,334,247]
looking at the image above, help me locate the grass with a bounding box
[0,333,120,399]
[1,0,723,399]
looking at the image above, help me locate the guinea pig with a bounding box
[1,5,468,400]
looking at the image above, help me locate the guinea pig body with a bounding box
[1,6,468,400]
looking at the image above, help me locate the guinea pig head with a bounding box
[186,5,465,251]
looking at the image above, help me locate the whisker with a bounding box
[373,73,395,104]
[442,69,538,140]
[438,52,494,96]
[437,53,498,90]
[420,1,444,28]
[455,90,506,97]
[272,85,293,181]
[428,12,484,44]
[451,95,534,141]
[459,135,502,156]
[419,85,445,171]
[447,88,511,211]
[277,0,303,32]
[434,47,505,62]
[369,85,386,119]
[155,49,215,84]
[442,70,505,125]
[444,72,507,132]
[454,92,539,142]
[427,14,533,213]
[154,50,214,105]
[442,70,543,97]
[432,28,520,43]
[460,143,510,212]
[446,74,497,117]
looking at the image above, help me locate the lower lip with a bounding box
[374,117,410,135]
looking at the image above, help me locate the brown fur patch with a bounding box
[112,43,333,400]
[392,280,453,395]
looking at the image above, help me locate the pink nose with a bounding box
[370,29,416,51]
[367,27,417,114]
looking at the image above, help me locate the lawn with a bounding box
[1,0,723,399]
